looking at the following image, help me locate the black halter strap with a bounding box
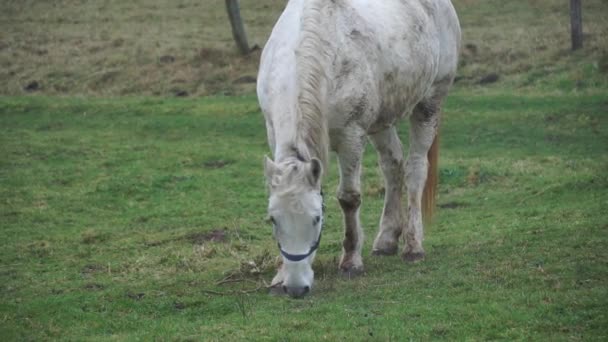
[277,189,325,262]
[278,230,322,262]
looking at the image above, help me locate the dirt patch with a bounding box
[545,134,562,144]
[126,292,145,300]
[438,201,470,209]
[464,43,478,55]
[233,75,256,84]
[478,73,500,85]
[198,47,230,67]
[81,230,110,244]
[24,81,41,92]
[544,113,561,123]
[172,89,189,97]
[83,283,105,291]
[159,55,175,64]
[203,159,234,169]
[186,229,228,244]
[144,228,230,247]
[81,263,107,275]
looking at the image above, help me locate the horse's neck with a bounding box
[273,110,318,164]
[272,0,333,167]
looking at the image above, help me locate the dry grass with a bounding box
[0,0,285,96]
[455,0,608,89]
[0,0,606,96]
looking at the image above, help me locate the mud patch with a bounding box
[126,292,145,300]
[81,264,107,275]
[203,159,234,169]
[145,229,229,248]
[83,283,105,291]
[24,81,41,92]
[478,73,499,85]
[198,47,230,67]
[544,113,562,123]
[233,75,256,84]
[438,201,470,209]
[464,43,478,55]
[173,89,189,97]
[159,55,175,64]
[186,229,228,244]
[81,230,110,244]
[545,134,562,144]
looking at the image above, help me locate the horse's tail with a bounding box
[422,131,439,224]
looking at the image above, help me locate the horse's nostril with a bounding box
[282,285,287,293]
[303,286,310,294]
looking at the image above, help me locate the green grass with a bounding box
[1,90,607,340]
[1,0,607,339]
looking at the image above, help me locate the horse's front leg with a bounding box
[370,126,406,256]
[336,133,366,277]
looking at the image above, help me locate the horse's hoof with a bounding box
[339,265,364,278]
[371,246,398,256]
[402,251,425,263]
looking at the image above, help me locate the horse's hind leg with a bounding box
[403,97,442,262]
[370,126,406,256]
[336,133,366,276]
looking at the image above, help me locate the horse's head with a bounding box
[264,155,324,298]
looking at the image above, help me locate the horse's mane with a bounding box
[294,0,333,168]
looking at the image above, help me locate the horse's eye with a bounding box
[313,216,321,225]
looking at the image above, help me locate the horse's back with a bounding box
[334,0,459,78]
[258,0,461,136]
[327,0,460,131]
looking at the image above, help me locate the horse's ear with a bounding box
[308,158,323,187]
[264,156,278,185]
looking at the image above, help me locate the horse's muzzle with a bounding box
[283,285,310,298]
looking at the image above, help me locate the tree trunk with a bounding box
[570,0,583,50]
[225,0,250,55]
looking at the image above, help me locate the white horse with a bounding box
[257,0,460,298]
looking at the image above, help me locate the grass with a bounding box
[1,0,608,340]
[0,0,607,96]
[1,90,607,340]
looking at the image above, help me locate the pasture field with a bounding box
[1,90,607,340]
[1,0,608,340]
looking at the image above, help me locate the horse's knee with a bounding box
[405,157,428,187]
[387,160,406,185]
[338,191,361,212]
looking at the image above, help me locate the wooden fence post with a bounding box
[225,0,250,55]
[570,0,583,50]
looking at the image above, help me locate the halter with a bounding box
[277,190,325,262]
